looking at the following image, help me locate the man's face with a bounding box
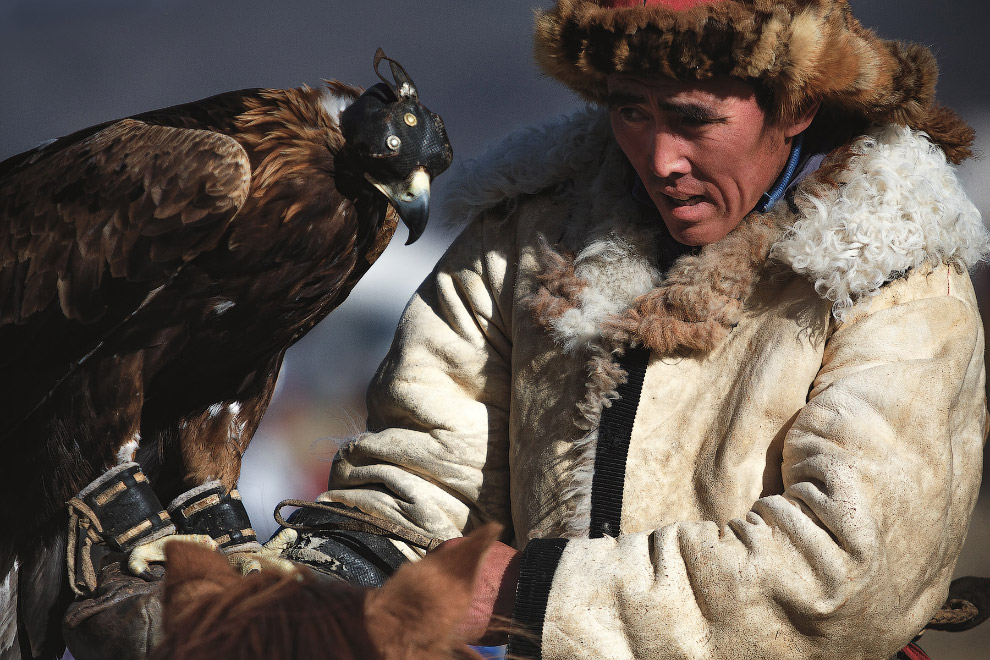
[607,74,813,246]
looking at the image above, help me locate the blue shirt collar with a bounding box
[754,131,804,213]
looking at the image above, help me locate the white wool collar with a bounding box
[444,110,988,323]
[772,123,988,317]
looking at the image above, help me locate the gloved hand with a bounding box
[62,552,166,660]
[61,531,298,660]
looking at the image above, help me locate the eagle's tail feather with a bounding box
[1,548,21,660]
[9,539,68,660]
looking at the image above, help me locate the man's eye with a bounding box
[618,107,646,122]
[679,118,710,129]
[677,113,726,128]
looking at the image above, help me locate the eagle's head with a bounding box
[338,50,453,244]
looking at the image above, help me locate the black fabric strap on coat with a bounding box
[590,346,650,538]
[508,346,650,658]
[507,538,568,659]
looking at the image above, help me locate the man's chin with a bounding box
[664,216,742,247]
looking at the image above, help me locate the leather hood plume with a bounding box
[373,48,419,102]
[339,49,453,243]
[339,49,451,178]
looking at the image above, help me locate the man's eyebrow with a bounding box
[658,100,728,123]
[606,90,728,123]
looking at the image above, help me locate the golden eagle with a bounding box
[0,50,451,660]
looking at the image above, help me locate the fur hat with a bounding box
[534,0,973,160]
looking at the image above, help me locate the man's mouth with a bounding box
[662,191,706,207]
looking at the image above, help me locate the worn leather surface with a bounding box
[75,463,173,552]
[928,576,990,632]
[279,504,407,587]
[168,483,257,550]
[63,556,164,660]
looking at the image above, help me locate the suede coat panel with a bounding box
[324,110,988,660]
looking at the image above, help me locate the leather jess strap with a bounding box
[274,499,444,552]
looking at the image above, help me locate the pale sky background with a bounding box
[1,2,987,657]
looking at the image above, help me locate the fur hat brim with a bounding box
[534,0,939,129]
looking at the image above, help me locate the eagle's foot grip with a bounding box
[67,462,175,596]
[227,528,300,576]
[167,481,259,553]
[125,533,219,579]
[168,481,297,575]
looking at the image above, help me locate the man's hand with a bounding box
[434,536,521,646]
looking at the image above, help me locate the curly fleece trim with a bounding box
[772,124,988,320]
[440,108,611,227]
[448,110,987,327]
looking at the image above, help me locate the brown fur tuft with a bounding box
[525,212,782,434]
[602,213,779,353]
[913,105,976,165]
[522,236,586,336]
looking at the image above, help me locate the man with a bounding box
[297,1,989,659]
[62,1,988,659]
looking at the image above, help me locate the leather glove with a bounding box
[62,554,165,660]
[277,503,408,587]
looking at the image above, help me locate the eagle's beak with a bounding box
[366,168,430,245]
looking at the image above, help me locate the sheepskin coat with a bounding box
[323,109,989,660]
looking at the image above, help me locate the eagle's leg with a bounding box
[167,481,298,573]
[60,353,163,594]
[166,482,258,553]
[66,462,225,595]
[67,462,175,594]
[170,367,296,574]
[174,359,282,492]
[163,480,298,574]
[64,355,227,593]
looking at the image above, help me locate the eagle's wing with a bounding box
[0,118,252,326]
[0,120,252,659]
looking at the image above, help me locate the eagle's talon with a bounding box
[125,533,219,578]
[226,551,298,577]
[223,530,300,576]
[264,527,299,554]
[228,554,263,576]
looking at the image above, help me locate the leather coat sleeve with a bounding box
[323,213,516,542]
[534,266,987,660]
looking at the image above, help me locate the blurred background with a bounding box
[1,1,986,657]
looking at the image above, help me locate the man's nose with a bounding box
[650,131,690,179]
